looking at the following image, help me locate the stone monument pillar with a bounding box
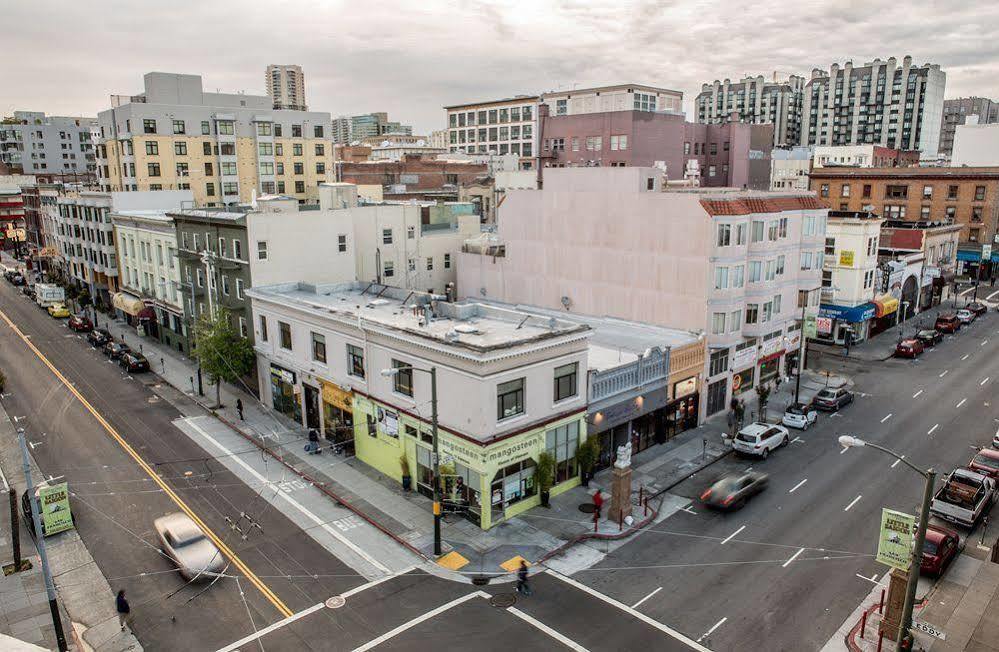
[609,442,633,521]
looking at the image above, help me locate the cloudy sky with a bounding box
[5,0,999,133]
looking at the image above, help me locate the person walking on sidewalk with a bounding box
[236,398,244,421]
[592,489,604,520]
[116,589,131,630]
[516,560,532,596]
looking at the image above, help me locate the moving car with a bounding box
[968,448,999,480]
[956,309,975,325]
[895,338,924,358]
[813,387,854,411]
[921,525,960,577]
[967,302,988,317]
[4,269,25,286]
[929,468,996,528]
[781,402,818,430]
[153,512,226,581]
[732,422,789,459]
[103,340,131,360]
[47,303,70,318]
[87,328,112,348]
[119,351,150,373]
[700,471,769,510]
[935,313,961,333]
[915,329,943,347]
[67,314,93,332]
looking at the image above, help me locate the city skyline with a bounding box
[4,0,999,134]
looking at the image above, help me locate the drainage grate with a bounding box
[578,503,596,514]
[489,593,516,608]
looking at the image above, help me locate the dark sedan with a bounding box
[103,341,131,360]
[921,525,960,577]
[86,328,112,348]
[915,329,943,347]
[967,302,988,317]
[700,471,769,510]
[119,351,149,373]
[67,314,93,332]
[813,387,854,411]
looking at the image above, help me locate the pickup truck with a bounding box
[930,468,997,528]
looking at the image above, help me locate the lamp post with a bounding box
[382,364,441,556]
[839,435,935,651]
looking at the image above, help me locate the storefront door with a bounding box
[270,365,301,423]
[303,384,320,430]
[706,379,727,415]
[664,393,699,439]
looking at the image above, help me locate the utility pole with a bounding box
[430,366,441,556]
[17,428,68,652]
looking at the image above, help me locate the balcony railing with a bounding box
[588,347,670,403]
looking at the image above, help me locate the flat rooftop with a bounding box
[110,209,174,222]
[247,282,590,356]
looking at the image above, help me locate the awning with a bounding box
[137,306,157,321]
[873,295,899,318]
[112,292,146,317]
[819,302,876,323]
[322,381,353,411]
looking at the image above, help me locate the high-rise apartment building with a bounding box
[938,97,999,156]
[332,113,414,144]
[93,73,333,207]
[266,65,307,111]
[695,75,805,147]
[0,111,97,176]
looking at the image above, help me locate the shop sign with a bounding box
[673,377,697,399]
[376,407,399,436]
[760,337,784,357]
[816,316,833,335]
[785,331,800,351]
[982,245,993,262]
[39,483,74,535]
[804,315,819,338]
[321,381,353,411]
[487,432,543,466]
[876,508,915,570]
[838,250,855,267]
[732,367,754,394]
[731,346,758,370]
[438,437,485,469]
[270,365,295,385]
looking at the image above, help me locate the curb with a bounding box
[536,500,661,567]
[845,602,881,652]
[652,449,734,499]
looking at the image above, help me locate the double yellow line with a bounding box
[0,308,293,618]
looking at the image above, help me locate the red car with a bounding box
[895,338,924,358]
[921,525,960,577]
[935,314,961,333]
[968,447,999,479]
[68,314,93,332]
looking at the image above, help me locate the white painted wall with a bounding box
[951,123,999,167]
[822,216,884,307]
[247,208,356,287]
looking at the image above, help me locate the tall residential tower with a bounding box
[265,64,307,111]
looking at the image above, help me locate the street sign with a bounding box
[38,482,74,536]
[912,619,947,640]
[982,244,993,262]
[875,508,915,570]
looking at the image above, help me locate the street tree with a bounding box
[193,308,254,409]
[756,382,772,422]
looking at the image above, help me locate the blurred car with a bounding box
[119,351,149,373]
[86,328,112,348]
[957,309,975,325]
[921,525,960,577]
[700,471,769,510]
[47,303,70,318]
[21,285,35,300]
[968,447,999,480]
[154,512,226,581]
[732,422,789,459]
[67,314,93,332]
[5,271,25,286]
[967,302,988,317]
[993,430,999,449]
[813,387,854,411]
[895,338,924,358]
[781,402,818,430]
[103,340,131,360]
[915,329,943,347]
[935,313,961,333]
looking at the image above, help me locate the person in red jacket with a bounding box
[593,489,604,520]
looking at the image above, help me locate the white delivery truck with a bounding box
[34,283,65,309]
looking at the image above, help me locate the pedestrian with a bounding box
[592,489,604,520]
[306,429,321,455]
[116,589,131,630]
[516,560,531,596]
[236,398,244,421]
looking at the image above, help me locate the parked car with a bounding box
[957,309,976,325]
[915,329,943,347]
[935,313,962,333]
[87,328,112,348]
[921,525,960,577]
[103,340,131,360]
[813,387,854,411]
[700,471,769,510]
[731,422,789,459]
[895,338,924,358]
[67,314,93,332]
[21,285,35,300]
[119,352,149,373]
[47,303,70,318]
[930,468,997,528]
[781,402,818,430]
[967,302,988,317]
[5,270,25,286]
[153,512,226,581]
[968,448,999,480]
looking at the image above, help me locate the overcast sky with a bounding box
[5,0,999,134]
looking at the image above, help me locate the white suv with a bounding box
[732,422,790,459]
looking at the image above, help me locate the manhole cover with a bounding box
[578,503,596,514]
[489,593,517,608]
[325,596,346,609]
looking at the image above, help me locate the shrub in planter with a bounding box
[400,454,412,491]
[575,436,599,487]
[536,451,556,507]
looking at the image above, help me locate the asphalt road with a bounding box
[581,308,999,651]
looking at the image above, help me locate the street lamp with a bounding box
[381,364,442,556]
[839,435,936,651]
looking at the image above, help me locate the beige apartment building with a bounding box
[266,64,307,111]
[94,73,333,208]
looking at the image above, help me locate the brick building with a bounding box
[0,186,25,252]
[338,155,488,201]
[809,167,999,244]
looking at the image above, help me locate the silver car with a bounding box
[732,422,790,459]
[154,512,226,581]
[782,402,818,430]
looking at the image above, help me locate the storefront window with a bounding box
[270,365,301,422]
[546,421,579,484]
[323,402,353,444]
[733,367,755,395]
[490,458,537,512]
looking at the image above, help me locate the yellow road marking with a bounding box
[0,308,293,618]
[436,551,469,571]
[499,555,530,573]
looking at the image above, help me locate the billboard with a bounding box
[39,482,74,536]
[875,508,915,570]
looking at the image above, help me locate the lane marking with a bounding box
[789,479,808,493]
[940,370,949,377]
[545,570,710,651]
[912,390,923,398]
[679,506,698,515]
[631,586,663,609]
[351,592,490,652]
[844,495,862,511]
[0,307,293,618]
[696,617,728,644]
[216,603,325,652]
[840,447,849,455]
[983,339,989,347]
[961,354,970,361]
[185,418,391,575]
[855,573,881,585]
[881,413,893,423]
[956,398,967,408]
[928,424,939,435]
[982,377,990,386]
[891,456,905,469]
[720,525,746,545]
[782,548,805,568]
[507,607,590,651]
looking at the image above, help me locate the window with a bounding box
[972,206,983,222]
[259,315,268,341]
[922,185,933,199]
[862,184,872,198]
[736,223,747,245]
[256,122,272,136]
[546,421,580,485]
[975,185,986,201]
[820,184,829,198]
[145,141,158,155]
[311,332,326,363]
[948,185,959,200]
[235,278,244,299]
[337,234,347,252]
[315,143,325,156]
[279,321,292,350]
[143,119,156,134]
[295,181,305,194]
[776,255,785,276]
[554,363,578,402]
[709,348,729,376]
[824,237,836,255]
[147,163,160,177]
[293,144,303,158]
[751,220,764,242]
[347,344,365,378]
[202,141,212,156]
[206,182,215,197]
[172,120,185,134]
[221,274,230,296]
[392,360,413,397]
[746,303,759,324]
[684,142,691,155]
[730,310,742,332]
[717,224,731,247]
[708,165,717,177]
[714,266,729,290]
[382,228,393,244]
[257,241,267,260]
[218,121,234,135]
[885,185,908,199]
[258,142,273,156]
[609,135,628,151]
[232,239,242,260]
[767,220,779,241]
[497,378,525,420]
[732,265,744,288]
[841,184,850,197]
[779,218,788,238]
[748,260,762,282]
[444,253,451,269]
[383,261,394,278]
[314,125,324,138]
[176,162,189,177]
[711,312,726,334]
[201,121,211,135]
[773,293,782,315]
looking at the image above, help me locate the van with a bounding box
[935,313,961,333]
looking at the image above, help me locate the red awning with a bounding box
[137,307,157,321]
